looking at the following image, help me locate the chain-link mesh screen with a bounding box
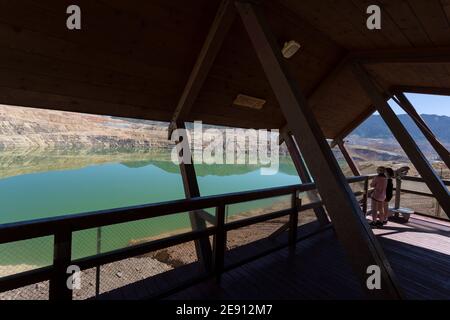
[72,267,97,300]
[0,281,49,300]
[225,195,291,224]
[400,192,446,219]
[0,236,53,278]
[91,241,200,299]
[71,210,207,300]
[298,209,318,227]
[0,236,53,300]
[397,179,448,220]
[72,211,202,261]
[226,217,289,251]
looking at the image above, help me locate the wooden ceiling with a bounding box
[1,0,450,139]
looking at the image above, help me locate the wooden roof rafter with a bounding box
[168,0,237,138]
[392,85,450,97]
[351,47,450,64]
[255,43,450,145]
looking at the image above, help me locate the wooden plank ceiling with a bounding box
[1,0,450,138]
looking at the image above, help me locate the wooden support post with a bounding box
[289,192,300,248]
[213,204,226,282]
[352,63,450,219]
[337,139,361,176]
[236,1,402,299]
[167,1,234,269]
[49,227,72,301]
[282,131,330,225]
[394,178,402,210]
[394,92,450,169]
[173,122,213,271]
[95,227,101,297]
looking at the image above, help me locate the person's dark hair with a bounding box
[386,167,394,178]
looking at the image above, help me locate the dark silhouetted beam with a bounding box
[337,139,361,176]
[352,63,450,219]
[282,131,330,226]
[351,47,450,64]
[169,0,236,138]
[236,1,403,299]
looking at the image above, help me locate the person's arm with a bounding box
[370,177,377,188]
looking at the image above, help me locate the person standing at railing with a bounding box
[369,166,387,228]
[382,168,394,225]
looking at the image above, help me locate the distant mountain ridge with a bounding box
[351,114,450,143]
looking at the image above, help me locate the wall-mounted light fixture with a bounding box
[233,94,266,110]
[281,40,301,59]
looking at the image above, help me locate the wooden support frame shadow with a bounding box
[393,92,450,169]
[336,139,361,177]
[282,131,330,226]
[235,1,402,299]
[352,62,450,219]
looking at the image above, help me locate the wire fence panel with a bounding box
[72,211,199,261]
[0,235,53,300]
[298,209,319,227]
[225,217,289,257]
[225,195,291,224]
[0,281,49,300]
[92,241,201,300]
[70,210,213,299]
[398,178,448,221]
[0,236,53,278]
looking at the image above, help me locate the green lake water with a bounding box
[0,148,300,271]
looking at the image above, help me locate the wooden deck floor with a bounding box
[98,215,450,300]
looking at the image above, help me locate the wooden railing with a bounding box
[0,175,372,300]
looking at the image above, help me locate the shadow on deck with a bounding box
[97,216,450,300]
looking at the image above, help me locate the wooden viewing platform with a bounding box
[93,215,449,300]
[1,0,449,300]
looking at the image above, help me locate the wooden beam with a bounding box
[331,88,395,145]
[393,92,450,168]
[282,131,330,226]
[168,0,236,137]
[352,62,450,219]
[282,132,310,181]
[236,1,402,299]
[49,227,72,301]
[173,122,213,270]
[279,53,352,140]
[392,85,450,97]
[337,139,361,176]
[351,47,450,64]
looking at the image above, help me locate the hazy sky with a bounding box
[387,93,450,117]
